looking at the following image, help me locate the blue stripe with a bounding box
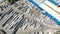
[48,0,59,5]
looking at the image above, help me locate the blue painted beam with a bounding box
[48,0,59,5]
